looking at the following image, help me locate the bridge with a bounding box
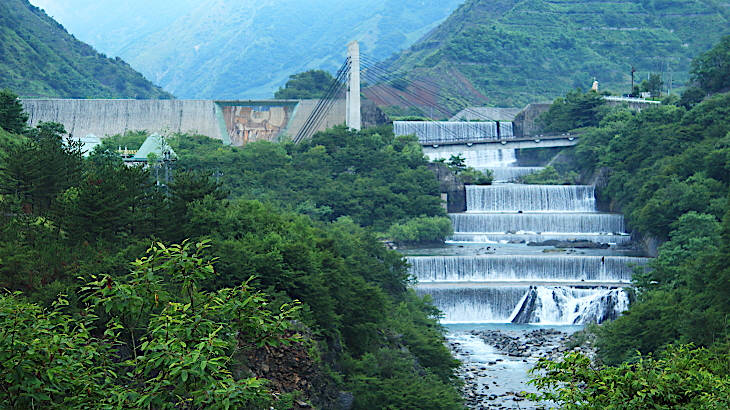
[421,134,579,150]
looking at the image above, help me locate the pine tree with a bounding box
[0,89,28,134]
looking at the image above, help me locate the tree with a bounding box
[0,89,28,134]
[691,35,730,94]
[641,73,664,97]
[529,345,730,409]
[539,89,606,132]
[0,241,299,408]
[0,122,83,214]
[274,70,337,99]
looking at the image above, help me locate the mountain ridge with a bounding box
[380,0,730,108]
[30,0,464,99]
[0,0,171,99]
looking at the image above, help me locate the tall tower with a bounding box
[346,41,361,131]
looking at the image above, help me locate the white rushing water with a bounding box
[394,121,500,144]
[481,166,545,183]
[466,185,596,212]
[447,233,633,245]
[418,286,629,325]
[409,255,644,283]
[450,212,626,234]
[424,147,517,168]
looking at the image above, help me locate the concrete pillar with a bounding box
[346,41,361,131]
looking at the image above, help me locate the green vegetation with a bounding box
[538,90,606,133]
[0,90,462,408]
[386,216,453,244]
[0,89,28,133]
[385,0,730,107]
[103,125,446,234]
[274,70,336,99]
[519,165,579,185]
[1,242,296,408]
[529,345,730,408]
[443,154,494,185]
[0,0,170,98]
[528,37,730,406]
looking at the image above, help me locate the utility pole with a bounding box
[346,41,361,131]
[630,66,636,97]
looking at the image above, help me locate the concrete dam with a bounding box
[21,99,348,146]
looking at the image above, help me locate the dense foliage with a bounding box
[529,345,730,409]
[384,0,730,107]
[519,165,579,185]
[0,92,462,408]
[386,216,453,244]
[0,0,170,98]
[274,70,336,99]
[104,125,446,233]
[529,37,730,407]
[538,90,606,133]
[0,242,296,408]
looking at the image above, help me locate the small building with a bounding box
[123,133,177,166]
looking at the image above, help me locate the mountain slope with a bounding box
[0,0,171,98]
[381,0,730,107]
[30,0,463,99]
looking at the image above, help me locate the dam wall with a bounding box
[21,98,347,146]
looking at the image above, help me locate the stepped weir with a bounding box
[408,148,644,325]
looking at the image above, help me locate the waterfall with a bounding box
[393,121,500,144]
[408,255,644,283]
[423,147,517,168]
[447,233,633,245]
[510,287,629,325]
[466,185,596,212]
[417,286,629,324]
[480,166,544,182]
[499,122,514,138]
[449,213,626,234]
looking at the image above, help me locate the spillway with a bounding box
[408,255,643,283]
[418,286,629,325]
[481,166,544,183]
[466,185,596,212]
[450,213,625,234]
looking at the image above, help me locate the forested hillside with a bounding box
[381,0,730,108]
[526,36,730,407]
[0,0,171,98]
[0,92,462,407]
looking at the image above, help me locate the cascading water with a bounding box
[450,213,625,234]
[466,185,597,212]
[393,121,499,144]
[408,255,644,283]
[480,166,544,183]
[424,148,517,168]
[410,155,644,325]
[416,286,629,325]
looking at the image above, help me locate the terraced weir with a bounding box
[408,180,646,325]
[421,147,544,182]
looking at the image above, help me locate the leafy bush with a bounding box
[0,241,296,408]
[386,216,454,243]
[519,165,578,185]
[529,345,730,409]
